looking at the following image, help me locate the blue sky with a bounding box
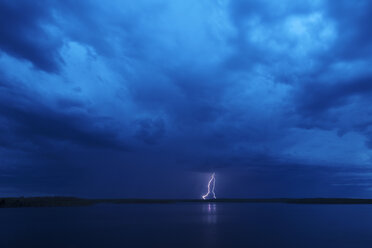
[1,0,372,198]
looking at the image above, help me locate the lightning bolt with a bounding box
[202,173,216,200]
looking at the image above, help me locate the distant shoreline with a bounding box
[2,197,372,208]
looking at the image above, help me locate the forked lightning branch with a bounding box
[202,173,216,200]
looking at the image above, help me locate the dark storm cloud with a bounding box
[296,75,372,116]
[0,0,62,72]
[0,74,127,152]
[324,0,372,60]
[1,0,372,197]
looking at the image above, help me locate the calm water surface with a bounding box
[1,203,372,247]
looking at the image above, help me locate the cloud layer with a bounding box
[1,0,372,197]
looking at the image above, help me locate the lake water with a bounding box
[1,203,372,247]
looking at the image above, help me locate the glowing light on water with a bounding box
[202,173,216,200]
